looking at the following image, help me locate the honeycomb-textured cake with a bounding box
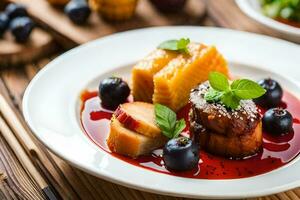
[132,49,177,102]
[132,42,229,111]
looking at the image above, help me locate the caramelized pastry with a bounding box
[189,82,263,158]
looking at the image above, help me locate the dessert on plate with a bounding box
[80,37,298,178]
[132,40,228,111]
[107,102,167,158]
[190,81,262,158]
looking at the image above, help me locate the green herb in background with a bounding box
[158,38,190,54]
[260,0,300,22]
[154,104,186,139]
[204,72,266,109]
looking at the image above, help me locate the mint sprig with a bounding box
[204,72,266,109]
[158,38,190,54]
[209,72,229,91]
[154,104,186,139]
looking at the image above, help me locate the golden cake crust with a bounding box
[131,43,229,111]
[107,118,167,158]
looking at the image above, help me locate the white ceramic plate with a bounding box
[236,0,300,43]
[23,27,300,199]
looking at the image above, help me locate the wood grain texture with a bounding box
[0,28,57,67]
[0,133,44,199]
[10,0,206,46]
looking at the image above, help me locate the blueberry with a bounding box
[10,17,35,43]
[163,137,199,171]
[5,3,28,20]
[64,0,91,25]
[254,78,283,108]
[262,108,293,135]
[99,77,130,110]
[0,13,9,37]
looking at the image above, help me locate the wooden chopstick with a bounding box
[0,93,76,199]
[0,115,58,200]
[0,95,59,200]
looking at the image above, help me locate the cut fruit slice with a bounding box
[107,118,167,158]
[132,49,177,102]
[153,43,229,111]
[114,102,161,138]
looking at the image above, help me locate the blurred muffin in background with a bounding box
[47,0,70,6]
[149,0,187,13]
[89,0,138,21]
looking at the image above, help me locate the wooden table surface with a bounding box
[0,0,299,199]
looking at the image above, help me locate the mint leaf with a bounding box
[204,88,223,102]
[154,104,176,138]
[209,72,229,91]
[231,79,266,99]
[206,71,266,110]
[221,91,241,110]
[154,104,186,139]
[158,38,190,54]
[177,38,190,54]
[173,119,186,138]
[158,40,178,51]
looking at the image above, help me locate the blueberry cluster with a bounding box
[255,78,293,135]
[64,0,91,25]
[0,3,35,43]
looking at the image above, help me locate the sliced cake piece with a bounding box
[132,49,177,102]
[114,102,161,138]
[107,118,167,158]
[153,43,229,111]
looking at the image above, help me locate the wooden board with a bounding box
[0,1,56,67]
[0,28,56,67]
[10,0,206,47]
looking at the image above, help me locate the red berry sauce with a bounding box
[80,90,300,179]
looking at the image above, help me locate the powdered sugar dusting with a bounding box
[190,81,259,121]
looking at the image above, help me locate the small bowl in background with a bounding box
[236,0,300,43]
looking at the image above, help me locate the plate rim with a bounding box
[22,26,300,199]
